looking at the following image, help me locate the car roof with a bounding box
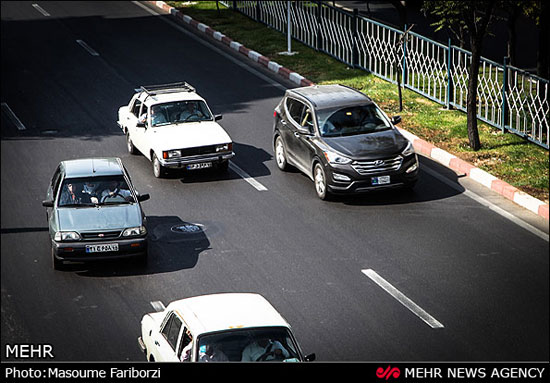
[288,84,372,110]
[167,293,291,335]
[62,158,124,178]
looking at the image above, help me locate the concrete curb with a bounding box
[149,1,549,220]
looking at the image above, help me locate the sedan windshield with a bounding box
[196,327,301,362]
[58,176,133,207]
[151,101,213,127]
[317,103,392,137]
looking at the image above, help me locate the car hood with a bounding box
[322,128,408,159]
[57,204,143,232]
[150,121,232,150]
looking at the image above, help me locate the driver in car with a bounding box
[100,180,132,203]
[241,337,290,361]
[178,102,203,121]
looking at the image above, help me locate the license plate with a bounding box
[187,162,212,170]
[86,243,119,253]
[371,175,390,185]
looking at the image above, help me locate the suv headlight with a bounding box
[122,226,147,237]
[163,150,181,159]
[215,143,232,152]
[323,150,352,165]
[401,141,415,157]
[54,231,81,241]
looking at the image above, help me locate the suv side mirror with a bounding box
[214,114,223,121]
[391,115,402,125]
[137,193,150,202]
[42,199,54,207]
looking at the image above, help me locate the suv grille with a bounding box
[81,230,122,240]
[179,145,217,158]
[351,156,403,175]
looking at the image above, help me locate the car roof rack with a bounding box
[138,82,196,96]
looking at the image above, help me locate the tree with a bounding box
[424,1,496,151]
[523,1,549,79]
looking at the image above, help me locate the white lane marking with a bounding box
[150,301,165,312]
[132,1,286,91]
[32,3,50,16]
[362,269,445,329]
[76,40,99,56]
[421,164,549,242]
[229,161,268,191]
[1,103,26,130]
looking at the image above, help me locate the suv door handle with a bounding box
[155,341,160,346]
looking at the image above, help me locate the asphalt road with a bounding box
[1,1,548,362]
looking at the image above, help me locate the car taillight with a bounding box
[273,110,278,118]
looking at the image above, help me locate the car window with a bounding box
[150,101,213,127]
[317,104,392,137]
[285,98,305,125]
[161,312,183,351]
[51,166,63,200]
[57,175,133,207]
[177,327,193,361]
[131,98,142,117]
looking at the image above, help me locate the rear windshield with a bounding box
[317,104,392,137]
[58,175,133,207]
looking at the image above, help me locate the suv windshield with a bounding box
[151,101,213,126]
[317,103,392,137]
[196,327,301,362]
[58,175,133,207]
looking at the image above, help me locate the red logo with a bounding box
[376,366,401,380]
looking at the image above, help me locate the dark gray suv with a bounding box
[42,158,150,270]
[273,84,419,199]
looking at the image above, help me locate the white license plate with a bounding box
[371,175,391,185]
[86,243,119,253]
[187,162,212,170]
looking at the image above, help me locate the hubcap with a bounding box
[315,167,325,196]
[276,140,285,167]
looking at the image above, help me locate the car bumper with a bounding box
[159,152,234,169]
[326,155,419,194]
[52,237,147,262]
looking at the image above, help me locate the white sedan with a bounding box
[118,82,234,178]
[138,293,315,362]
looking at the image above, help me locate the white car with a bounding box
[117,82,234,178]
[138,293,315,362]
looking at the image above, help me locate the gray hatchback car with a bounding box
[42,158,150,270]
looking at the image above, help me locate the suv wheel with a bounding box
[314,163,330,200]
[275,136,288,171]
[152,154,164,178]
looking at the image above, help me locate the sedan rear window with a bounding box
[317,104,392,137]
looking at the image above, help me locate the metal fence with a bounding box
[221,1,549,149]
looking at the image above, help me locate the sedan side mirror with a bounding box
[214,114,223,121]
[42,200,54,207]
[304,353,316,362]
[137,193,150,202]
[391,115,402,125]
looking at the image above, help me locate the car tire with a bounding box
[127,132,137,155]
[51,246,64,271]
[314,163,330,200]
[152,153,165,178]
[274,135,289,171]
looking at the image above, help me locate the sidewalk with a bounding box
[148,1,548,220]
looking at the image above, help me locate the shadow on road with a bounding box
[72,215,210,277]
